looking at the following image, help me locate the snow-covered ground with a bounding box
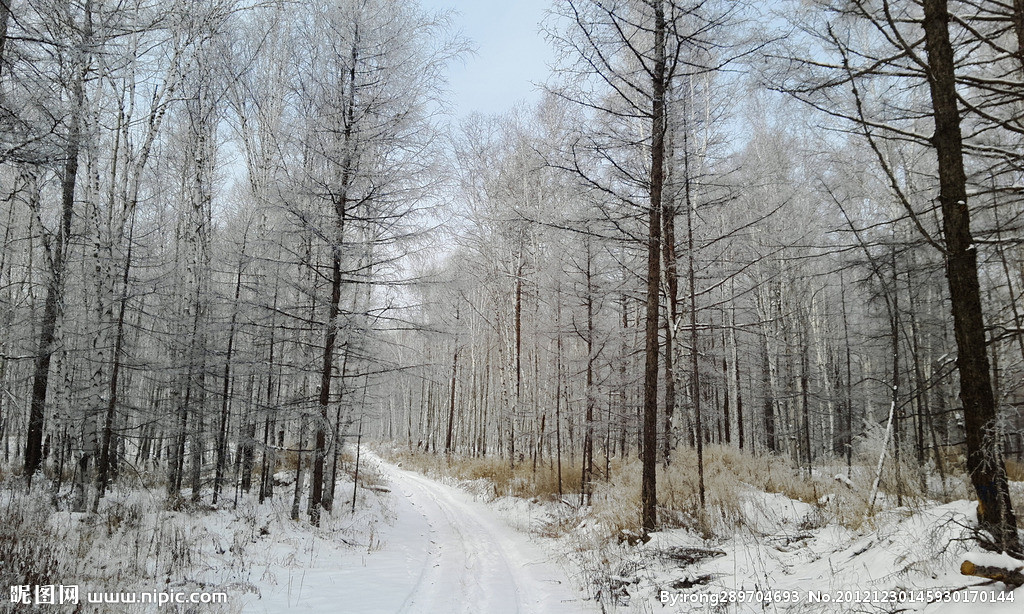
[628,497,1024,613]
[368,456,1024,614]
[9,454,1019,613]
[243,453,598,613]
[552,488,1024,613]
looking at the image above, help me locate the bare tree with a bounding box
[776,0,1022,553]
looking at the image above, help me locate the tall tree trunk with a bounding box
[0,0,11,80]
[839,268,854,476]
[684,143,705,509]
[445,346,459,454]
[26,51,87,484]
[800,320,812,478]
[891,253,903,507]
[93,213,135,508]
[583,237,595,505]
[325,345,354,511]
[555,281,564,499]
[258,284,279,503]
[291,414,307,521]
[641,0,666,537]
[310,250,341,526]
[1013,0,1024,72]
[311,32,358,524]
[662,176,679,465]
[729,280,744,450]
[237,377,256,500]
[921,0,1020,553]
[512,251,524,468]
[213,252,244,504]
[760,326,776,454]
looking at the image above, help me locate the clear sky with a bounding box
[420,0,554,118]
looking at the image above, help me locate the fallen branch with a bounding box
[659,546,727,566]
[960,559,1024,588]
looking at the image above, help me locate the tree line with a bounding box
[0,0,462,525]
[0,0,1021,555]
[382,0,1024,554]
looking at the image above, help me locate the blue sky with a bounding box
[420,0,554,117]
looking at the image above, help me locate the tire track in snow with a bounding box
[393,470,518,614]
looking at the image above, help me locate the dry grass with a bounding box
[586,447,853,541]
[0,494,69,591]
[347,450,386,490]
[382,442,980,541]
[0,485,242,612]
[1006,459,1024,482]
[384,448,582,501]
[381,439,1024,540]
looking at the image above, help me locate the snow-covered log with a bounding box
[960,552,1024,588]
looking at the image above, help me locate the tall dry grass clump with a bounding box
[0,493,69,591]
[587,447,803,540]
[583,444,952,540]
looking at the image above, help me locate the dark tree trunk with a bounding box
[921,0,1021,553]
[731,296,744,451]
[258,293,277,503]
[761,329,776,454]
[325,348,353,511]
[840,268,854,475]
[445,347,459,454]
[662,185,678,466]
[0,0,11,79]
[26,67,85,484]
[685,153,705,509]
[555,282,564,499]
[311,33,358,524]
[888,251,905,505]
[291,416,306,521]
[310,250,341,526]
[800,323,811,477]
[891,253,903,507]
[583,239,595,505]
[238,400,256,495]
[1013,0,1024,72]
[93,216,135,508]
[512,254,523,469]
[213,257,243,504]
[641,0,666,537]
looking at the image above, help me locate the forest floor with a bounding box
[212,452,598,613]
[378,445,1024,613]
[3,448,1022,613]
[1,462,394,613]
[0,453,597,613]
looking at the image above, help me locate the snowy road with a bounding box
[243,453,598,613]
[361,456,598,614]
